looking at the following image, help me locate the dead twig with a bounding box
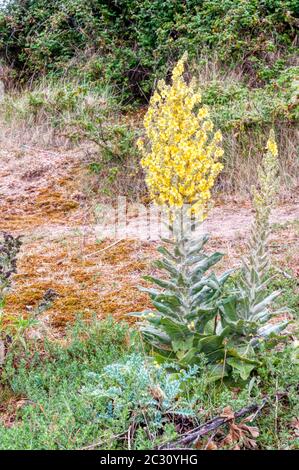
[84,239,123,259]
[80,430,128,450]
[158,399,269,450]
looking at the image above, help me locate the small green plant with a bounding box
[82,354,206,449]
[71,116,139,164]
[0,232,22,298]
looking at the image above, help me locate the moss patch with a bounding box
[3,237,155,329]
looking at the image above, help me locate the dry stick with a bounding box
[249,398,269,422]
[80,430,128,451]
[158,399,269,450]
[127,425,132,451]
[204,430,218,450]
[21,144,61,157]
[274,377,279,447]
[84,239,123,259]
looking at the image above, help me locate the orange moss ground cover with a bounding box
[0,173,81,231]
[3,238,155,329]
[0,144,156,330]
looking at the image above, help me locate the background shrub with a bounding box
[0,1,298,102]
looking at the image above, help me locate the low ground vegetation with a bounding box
[0,317,298,450]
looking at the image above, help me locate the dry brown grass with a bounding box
[1,69,298,200]
[219,124,299,198]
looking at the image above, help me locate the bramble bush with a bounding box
[0,0,298,101]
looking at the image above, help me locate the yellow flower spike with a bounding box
[215,147,224,159]
[252,129,279,225]
[266,129,278,157]
[139,52,224,215]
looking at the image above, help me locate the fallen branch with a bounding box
[80,430,128,450]
[158,399,269,449]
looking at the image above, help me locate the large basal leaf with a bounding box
[153,294,184,309]
[143,275,178,291]
[251,308,271,324]
[226,345,260,365]
[190,288,217,306]
[250,290,281,315]
[186,254,208,267]
[188,307,218,332]
[138,287,185,310]
[137,286,160,297]
[196,334,225,354]
[176,347,201,366]
[218,296,238,322]
[152,350,177,364]
[187,234,209,256]
[226,357,256,381]
[206,363,228,382]
[191,273,220,294]
[154,258,181,278]
[127,309,156,318]
[172,336,194,353]
[160,317,191,341]
[140,324,171,344]
[151,300,182,320]
[191,252,224,277]
[157,245,178,261]
[257,320,289,338]
[217,269,235,285]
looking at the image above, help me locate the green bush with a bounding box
[0,1,298,101]
[202,67,299,130]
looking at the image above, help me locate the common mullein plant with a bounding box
[132,53,231,379]
[132,54,290,381]
[219,131,290,379]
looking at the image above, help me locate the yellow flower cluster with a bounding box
[253,129,280,225]
[266,131,278,157]
[137,52,223,217]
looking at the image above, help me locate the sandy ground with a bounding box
[0,141,298,330]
